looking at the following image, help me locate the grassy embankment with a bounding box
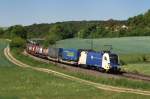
[1,39,149,98]
[11,47,150,91]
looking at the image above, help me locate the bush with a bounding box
[0,28,4,38]
[10,37,26,49]
[120,60,127,65]
[119,54,150,65]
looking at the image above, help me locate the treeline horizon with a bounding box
[0,9,150,42]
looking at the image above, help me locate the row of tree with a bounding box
[1,9,150,46]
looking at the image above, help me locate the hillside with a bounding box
[24,9,150,39]
[1,9,150,41]
[25,20,126,38]
[56,37,150,54]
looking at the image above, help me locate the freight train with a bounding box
[26,41,120,72]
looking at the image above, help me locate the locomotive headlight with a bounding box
[105,63,110,70]
[108,63,111,69]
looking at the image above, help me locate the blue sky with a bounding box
[0,0,150,26]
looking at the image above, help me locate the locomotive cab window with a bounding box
[110,54,118,64]
[104,57,107,61]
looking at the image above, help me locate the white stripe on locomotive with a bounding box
[102,53,110,70]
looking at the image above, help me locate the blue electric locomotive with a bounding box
[78,50,119,71]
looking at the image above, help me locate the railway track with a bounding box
[122,72,150,82]
[23,51,123,79]
[24,50,150,82]
[4,46,150,96]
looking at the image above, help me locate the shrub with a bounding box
[10,37,26,49]
[120,60,127,65]
[119,54,150,64]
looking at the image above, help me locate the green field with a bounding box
[1,40,150,98]
[123,63,150,75]
[56,37,150,54]
[11,46,150,91]
[55,37,150,74]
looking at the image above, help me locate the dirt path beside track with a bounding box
[4,46,150,96]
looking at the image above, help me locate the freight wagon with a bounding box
[42,48,49,56]
[48,47,60,60]
[59,48,80,65]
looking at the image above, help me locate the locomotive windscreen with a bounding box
[110,54,118,64]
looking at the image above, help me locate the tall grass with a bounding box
[11,48,150,91]
[123,63,150,75]
[56,37,150,54]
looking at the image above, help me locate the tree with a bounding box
[46,32,58,45]
[10,37,26,48]
[44,25,62,46]
[0,28,4,37]
[8,25,27,39]
[49,25,62,39]
[77,24,96,38]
